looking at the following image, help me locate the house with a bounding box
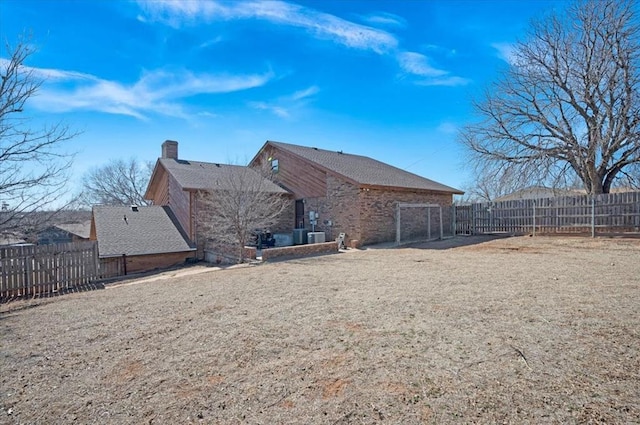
[145,141,293,257]
[37,221,91,245]
[90,205,196,274]
[250,141,464,246]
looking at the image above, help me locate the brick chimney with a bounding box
[162,140,178,159]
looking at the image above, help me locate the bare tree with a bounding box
[460,0,640,195]
[79,158,153,206]
[0,36,78,231]
[197,159,291,263]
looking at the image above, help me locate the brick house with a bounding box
[144,141,294,258]
[250,141,464,246]
[90,205,196,274]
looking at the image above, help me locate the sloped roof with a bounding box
[158,158,289,194]
[494,186,585,202]
[55,221,91,239]
[263,141,463,194]
[92,205,195,257]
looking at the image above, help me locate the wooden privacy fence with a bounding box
[0,241,125,300]
[455,191,640,237]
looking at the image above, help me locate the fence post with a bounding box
[532,202,536,237]
[427,207,431,240]
[439,206,444,240]
[452,205,456,236]
[591,196,596,238]
[395,203,401,244]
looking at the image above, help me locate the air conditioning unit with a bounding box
[307,232,326,244]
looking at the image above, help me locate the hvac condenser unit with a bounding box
[307,232,326,244]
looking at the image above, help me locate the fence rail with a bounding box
[455,191,640,236]
[1,241,125,300]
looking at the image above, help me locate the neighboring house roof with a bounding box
[158,158,289,194]
[54,221,91,239]
[494,186,585,202]
[0,232,26,247]
[258,141,464,194]
[92,205,195,257]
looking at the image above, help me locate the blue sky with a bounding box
[1,0,565,197]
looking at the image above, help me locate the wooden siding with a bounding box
[146,165,170,205]
[167,172,192,238]
[261,145,328,198]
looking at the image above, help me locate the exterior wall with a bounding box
[193,192,294,260]
[167,173,191,238]
[257,145,328,198]
[358,188,453,245]
[302,175,361,243]
[124,251,195,274]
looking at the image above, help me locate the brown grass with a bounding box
[1,236,639,424]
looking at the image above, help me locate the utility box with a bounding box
[293,228,307,245]
[307,231,326,244]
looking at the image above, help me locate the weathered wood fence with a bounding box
[0,241,124,300]
[455,191,640,236]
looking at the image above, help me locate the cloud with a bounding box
[136,0,398,54]
[397,51,448,78]
[290,85,319,101]
[248,101,290,118]
[361,12,407,28]
[491,42,517,64]
[249,85,319,118]
[27,65,275,120]
[396,51,469,87]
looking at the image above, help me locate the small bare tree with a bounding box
[197,160,291,263]
[1,36,78,232]
[460,0,640,195]
[79,158,153,206]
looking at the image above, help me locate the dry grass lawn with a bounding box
[1,236,639,424]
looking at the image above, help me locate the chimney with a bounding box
[162,140,178,159]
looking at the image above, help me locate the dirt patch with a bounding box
[1,236,639,424]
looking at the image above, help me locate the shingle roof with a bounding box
[267,141,463,194]
[55,221,91,239]
[159,158,289,194]
[92,205,195,257]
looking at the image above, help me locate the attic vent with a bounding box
[131,205,139,212]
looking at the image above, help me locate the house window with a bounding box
[271,158,279,173]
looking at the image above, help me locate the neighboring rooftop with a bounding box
[55,221,91,239]
[92,205,195,257]
[263,141,463,194]
[158,158,289,194]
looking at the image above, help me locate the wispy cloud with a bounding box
[361,12,407,28]
[26,65,275,120]
[491,42,517,64]
[397,52,448,78]
[396,51,469,87]
[248,101,290,118]
[249,85,319,118]
[136,1,469,89]
[136,0,398,54]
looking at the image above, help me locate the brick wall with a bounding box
[301,175,361,243]
[261,241,338,261]
[359,188,453,245]
[125,251,195,274]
